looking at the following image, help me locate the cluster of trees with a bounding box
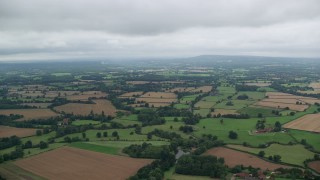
[0,136,21,150]
[273,121,282,132]
[157,106,192,117]
[148,129,181,140]
[256,120,266,130]
[235,85,259,91]
[182,114,201,125]
[175,155,227,178]
[123,143,165,159]
[179,125,193,133]
[0,145,24,163]
[237,94,249,100]
[129,148,176,180]
[137,110,165,126]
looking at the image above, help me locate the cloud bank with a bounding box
[0,0,320,61]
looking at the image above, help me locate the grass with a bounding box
[69,142,120,155]
[193,118,295,146]
[72,120,101,126]
[164,166,213,180]
[24,143,66,158]
[237,91,266,100]
[180,94,200,104]
[289,129,320,152]
[238,107,278,117]
[142,121,190,139]
[21,131,56,144]
[227,144,315,166]
[112,119,142,126]
[213,99,254,110]
[174,103,190,109]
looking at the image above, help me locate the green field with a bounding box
[227,144,315,166]
[238,106,278,117]
[69,142,120,155]
[72,120,101,126]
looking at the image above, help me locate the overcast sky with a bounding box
[0,0,320,61]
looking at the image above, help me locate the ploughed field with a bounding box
[14,146,153,180]
[283,113,320,132]
[0,125,37,138]
[204,147,290,170]
[54,99,117,116]
[308,161,320,173]
[0,109,59,121]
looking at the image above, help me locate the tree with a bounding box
[228,131,238,139]
[36,130,42,136]
[96,132,101,138]
[39,141,48,149]
[274,121,282,132]
[82,132,86,139]
[24,140,33,149]
[103,131,108,137]
[112,131,118,137]
[273,155,281,162]
[258,151,265,157]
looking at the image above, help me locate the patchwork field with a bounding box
[0,109,59,121]
[54,99,117,116]
[140,92,177,99]
[245,82,271,87]
[66,91,108,101]
[283,114,320,132]
[0,126,37,138]
[15,147,153,180]
[204,147,290,170]
[190,86,213,93]
[227,144,314,166]
[119,91,144,98]
[211,109,238,116]
[308,161,320,173]
[166,87,196,93]
[255,101,309,111]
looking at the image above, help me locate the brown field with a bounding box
[21,103,52,108]
[211,109,238,116]
[166,87,196,93]
[136,97,177,103]
[44,91,80,98]
[255,92,320,111]
[148,102,171,107]
[283,114,320,132]
[54,99,117,116]
[126,81,150,85]
[119,91,144,97]
[204,147,290,170]
[245,82,271,87]
[255,101,308,111]
[262,98,307,104]
[66,91,108,101]
[15,147,152,180]
[0,126,37,138]
[190,86,213,93]
[309,82,320,90]
[308,161,320,173]
[140,92,177,99]
[0,109,59,121]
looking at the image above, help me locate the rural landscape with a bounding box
[0,57,319,179]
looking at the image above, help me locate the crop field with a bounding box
[211,109,238,116]
[66,91,108,101]
[0,126,37,138]
[15,147,153,180]
[0,109,59,121]
[308,161,320,173]
[244,82,271,87]
[140,92,177,99]
[283,113,320,132]
[204,147,290,170]
[255,101,309,111]
[166,87,196,93]
[21,103,52,108]
[119,91,144,97]
[309,82,320,90]
[189,86,212,93]
[54,99,117,116]
[227,144,314,166]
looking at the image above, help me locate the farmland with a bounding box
[54,99,117,116]
[0,59,320,179]
[0,109,59,121]
[204,147,290,170]
[0,126,37,138]
[283,113,320,132]
[15,147,152,180]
